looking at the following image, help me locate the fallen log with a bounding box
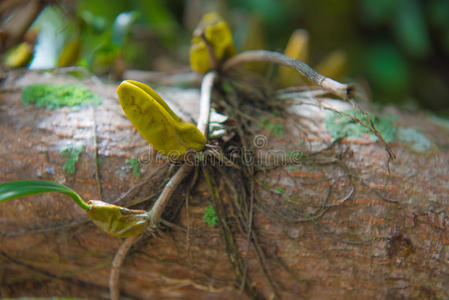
[0,69,448,299]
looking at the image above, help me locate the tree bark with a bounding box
[0,70,448,299]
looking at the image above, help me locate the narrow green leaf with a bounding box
[0,180,90,211]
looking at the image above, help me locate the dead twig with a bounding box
[222,50,353,100]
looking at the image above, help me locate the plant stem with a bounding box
[147,71,215,225]
[148,164,192,225]
[109,234,141,300]
[197,71,216,134]
[222,50,353,100]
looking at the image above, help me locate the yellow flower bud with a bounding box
[190,12,236,73]
[57,39,82,67]
[4,42,33,68]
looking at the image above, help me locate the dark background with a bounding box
[3,0,449,114]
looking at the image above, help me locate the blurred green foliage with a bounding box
[10,0,449,112]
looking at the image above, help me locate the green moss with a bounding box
[263,120,284,137]
[203,204,218,227]
[126,158,140,177]
[22,83,101,109]
[325,110,396,143]
[61,145,84,174]
[397,128,432,152]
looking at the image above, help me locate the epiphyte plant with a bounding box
[0,180,149,237]
[117,80,206,156]
[189,12,352,100]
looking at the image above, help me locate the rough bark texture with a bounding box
[1,71,449,299]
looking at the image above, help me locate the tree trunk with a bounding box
[1,70,448,299]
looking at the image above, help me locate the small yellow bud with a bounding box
[315,50,347,81]
[87,200,148,237]
[4,42,33,68]
[190,12,236,73]
[57,39,82,67]
[279,29,309,87]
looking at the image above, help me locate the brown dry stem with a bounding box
[222,50,353,100]
[109,234,142,300]
[148,164,193,226]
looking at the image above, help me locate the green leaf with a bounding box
[0,180,90,211]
